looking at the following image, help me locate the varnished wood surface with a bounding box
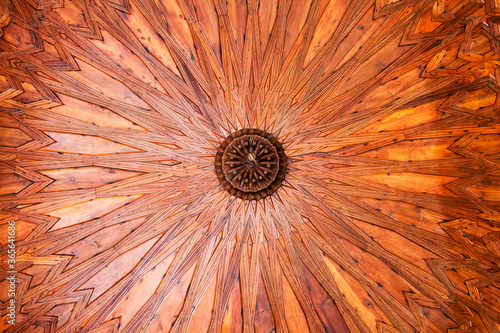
[0,0,500,332]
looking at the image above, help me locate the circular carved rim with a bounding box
[215,129,287,200]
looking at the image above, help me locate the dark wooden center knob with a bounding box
[222,135,279,192]
[215,129,287,200]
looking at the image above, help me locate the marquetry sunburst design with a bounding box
[215,128,287,200]
[1,0,500,332]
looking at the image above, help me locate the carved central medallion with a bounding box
[215,129,287,200]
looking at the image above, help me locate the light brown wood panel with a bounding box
[0,0,500,332]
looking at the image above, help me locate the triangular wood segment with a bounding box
[1,0,500,332]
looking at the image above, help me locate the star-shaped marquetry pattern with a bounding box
[1,0,500,332]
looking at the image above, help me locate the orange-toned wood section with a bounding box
[1,0,500,332]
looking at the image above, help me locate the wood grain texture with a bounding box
[0,0,500,332]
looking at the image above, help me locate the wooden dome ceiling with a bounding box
[1,0,500,331]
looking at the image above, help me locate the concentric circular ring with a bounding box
[215,129,287,200]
